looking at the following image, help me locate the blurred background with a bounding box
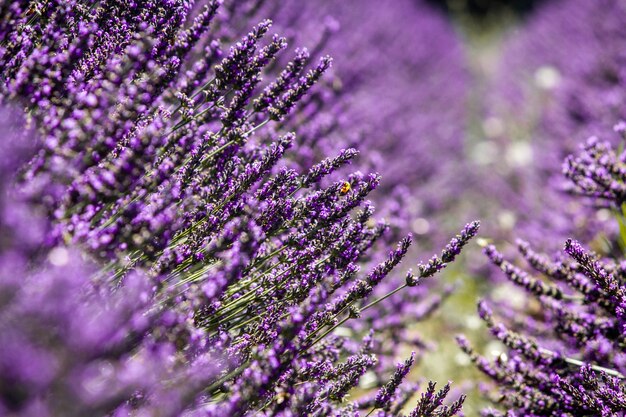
[427,0,548,17]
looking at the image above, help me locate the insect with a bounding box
[340,181,351,195]
[24,5,41,17]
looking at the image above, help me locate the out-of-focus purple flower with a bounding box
[481,0,626,248]
[0,104,222,416]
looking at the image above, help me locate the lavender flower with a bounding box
[374,352,415,411]
[416,221,480,280]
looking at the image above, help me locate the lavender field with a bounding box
[1,0,625,416]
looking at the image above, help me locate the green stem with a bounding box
[361,284,407,312]
[305,282,412,350]
[539,347,625,379]
[205,362,249,394]
[307,316,349,349]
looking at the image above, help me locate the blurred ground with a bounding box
[409,10,529,415]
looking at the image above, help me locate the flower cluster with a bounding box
[563,127,626,209]
[250,0,475,359]
[460,234,626,415]
[254,0,471,241]
[461,111,626,416]
[0,105,221,416]
[0,1,472,416]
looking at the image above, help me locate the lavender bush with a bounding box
[258,0,475,366]
[459,129,626,415]
[451,1,626,414]
[0,1,473,416]
[0,105,222,416]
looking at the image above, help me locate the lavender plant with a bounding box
[252,0,475,366]
[459,129,626,415]
[0,1,473,415]
[0,104,221,416]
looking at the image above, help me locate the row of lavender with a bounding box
[0,0,473,415]
[468,0,626,414]
[0,0,625,415]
